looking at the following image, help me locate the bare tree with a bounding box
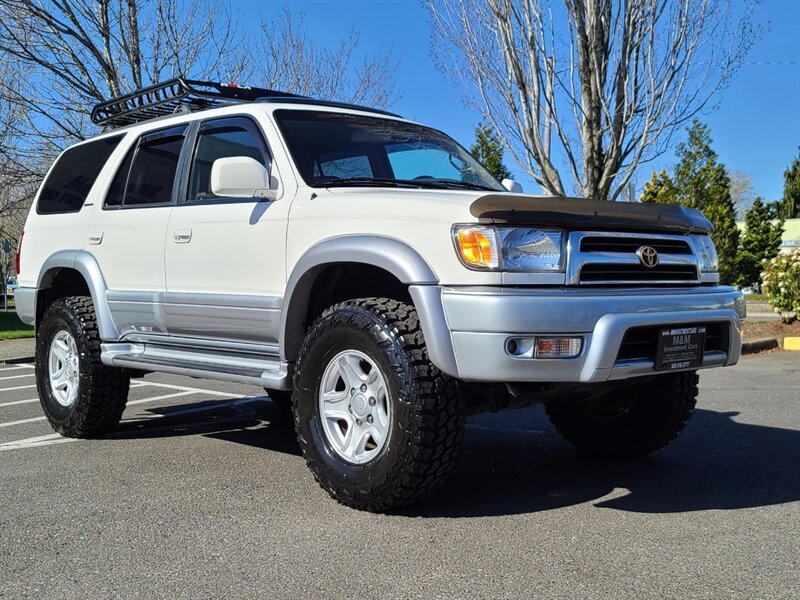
[0,1,397,232]
[253,8,396,108]
[425,0,757,200]
[0,0,245,156]
[728,171,756,218]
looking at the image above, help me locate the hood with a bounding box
[471,195,713,234]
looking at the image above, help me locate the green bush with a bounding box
[761,248,800,323]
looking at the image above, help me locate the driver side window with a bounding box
[187,117,270,202]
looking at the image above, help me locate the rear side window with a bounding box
[37,135,123,214]
[105,125,187,208]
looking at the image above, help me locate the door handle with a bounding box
[87,231,104,245]
[173,228,192,243]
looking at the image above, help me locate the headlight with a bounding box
[453,225,564,272]
[690,235,719,272]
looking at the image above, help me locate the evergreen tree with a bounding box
[640,170,679,204]
[780,150,800,219]
[672,120,739,285]
[470,121,512,181]
[736,198,784,291]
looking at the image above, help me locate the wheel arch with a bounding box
[279,236,438,362]
[36,250,119,340]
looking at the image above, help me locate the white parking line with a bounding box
[0,365,35,371]
[0,396,266,451]
[0,433,68,451]
[0,373,34,381]
[0,390,198,428]
[130,380,253,398]
[0,384,36,392]
[0,397,39,408]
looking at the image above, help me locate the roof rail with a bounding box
[91,77,401,129]
[257,96,401,118]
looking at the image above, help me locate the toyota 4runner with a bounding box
[16,79,745,511]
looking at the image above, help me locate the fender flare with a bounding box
[279,235,438,362]
[37,250,119,340]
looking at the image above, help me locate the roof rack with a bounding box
[91,77,400,129]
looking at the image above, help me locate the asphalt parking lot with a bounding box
[1,352,799,599]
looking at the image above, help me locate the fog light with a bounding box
[534,337,582,359]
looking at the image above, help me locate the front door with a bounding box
[163,116,288,347]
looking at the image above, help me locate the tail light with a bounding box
[15,231,23,275]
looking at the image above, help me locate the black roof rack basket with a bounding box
[91,77,306,129]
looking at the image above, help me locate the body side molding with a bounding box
[280,235,438,361]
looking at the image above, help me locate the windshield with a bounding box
[274,110,505,191]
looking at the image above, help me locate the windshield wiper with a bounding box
[403,178,498,191]
[321,177,422,188]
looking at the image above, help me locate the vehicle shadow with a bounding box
[403,406,800,518]
[111,396,302,457]
[109,398,800,518]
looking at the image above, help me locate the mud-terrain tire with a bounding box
[544,371,699,458]
[293,298,464,512]
[265,389,292,411]
[36,296,130,437]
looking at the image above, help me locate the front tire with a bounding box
[545,371,699,458]
[36,296,130,437]
[293,298,464,512]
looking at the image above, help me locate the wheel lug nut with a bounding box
[360,384,367,392]
[356,419,362,426]
[348,405,353,413]
[368,397,376,406]
[367,415,373,424]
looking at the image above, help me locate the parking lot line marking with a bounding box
[0,415,47,428]
[125,390,198,406]
[0,433,72,451]
[130,380,250,398]
[0,365,35,371]
[0,396,267,452]
[0,397,39,408]
[0,390,202,428]
[0,373,35,381]
[0,384,37,392]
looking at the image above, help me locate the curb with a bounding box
[741,338,779,355]
[784,337,800,351]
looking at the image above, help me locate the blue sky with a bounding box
[234,0,800,201]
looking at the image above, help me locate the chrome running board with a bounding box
[100,342,291,390]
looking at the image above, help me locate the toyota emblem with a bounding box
[636,246,659,268]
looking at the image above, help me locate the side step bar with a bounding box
[100,342,291,390]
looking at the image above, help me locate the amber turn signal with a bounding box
[454,227,498,269]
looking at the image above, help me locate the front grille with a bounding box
[616,322,728,362]
[580,263,698,283]
[580,236,692,255]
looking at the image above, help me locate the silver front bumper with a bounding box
[410,285,744,383]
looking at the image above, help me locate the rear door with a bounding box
[163,115,289,346]
[86,124,188,336]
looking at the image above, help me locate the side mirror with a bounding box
[210,156,276,199]
[502,178,523,193]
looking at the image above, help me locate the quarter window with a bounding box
[187,117,269,201]
[37,135,123,214]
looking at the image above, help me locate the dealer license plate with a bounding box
[655,326,706,371]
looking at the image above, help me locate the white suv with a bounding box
[16,79,744,511]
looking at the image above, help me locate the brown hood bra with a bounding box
[470,195,713,234]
